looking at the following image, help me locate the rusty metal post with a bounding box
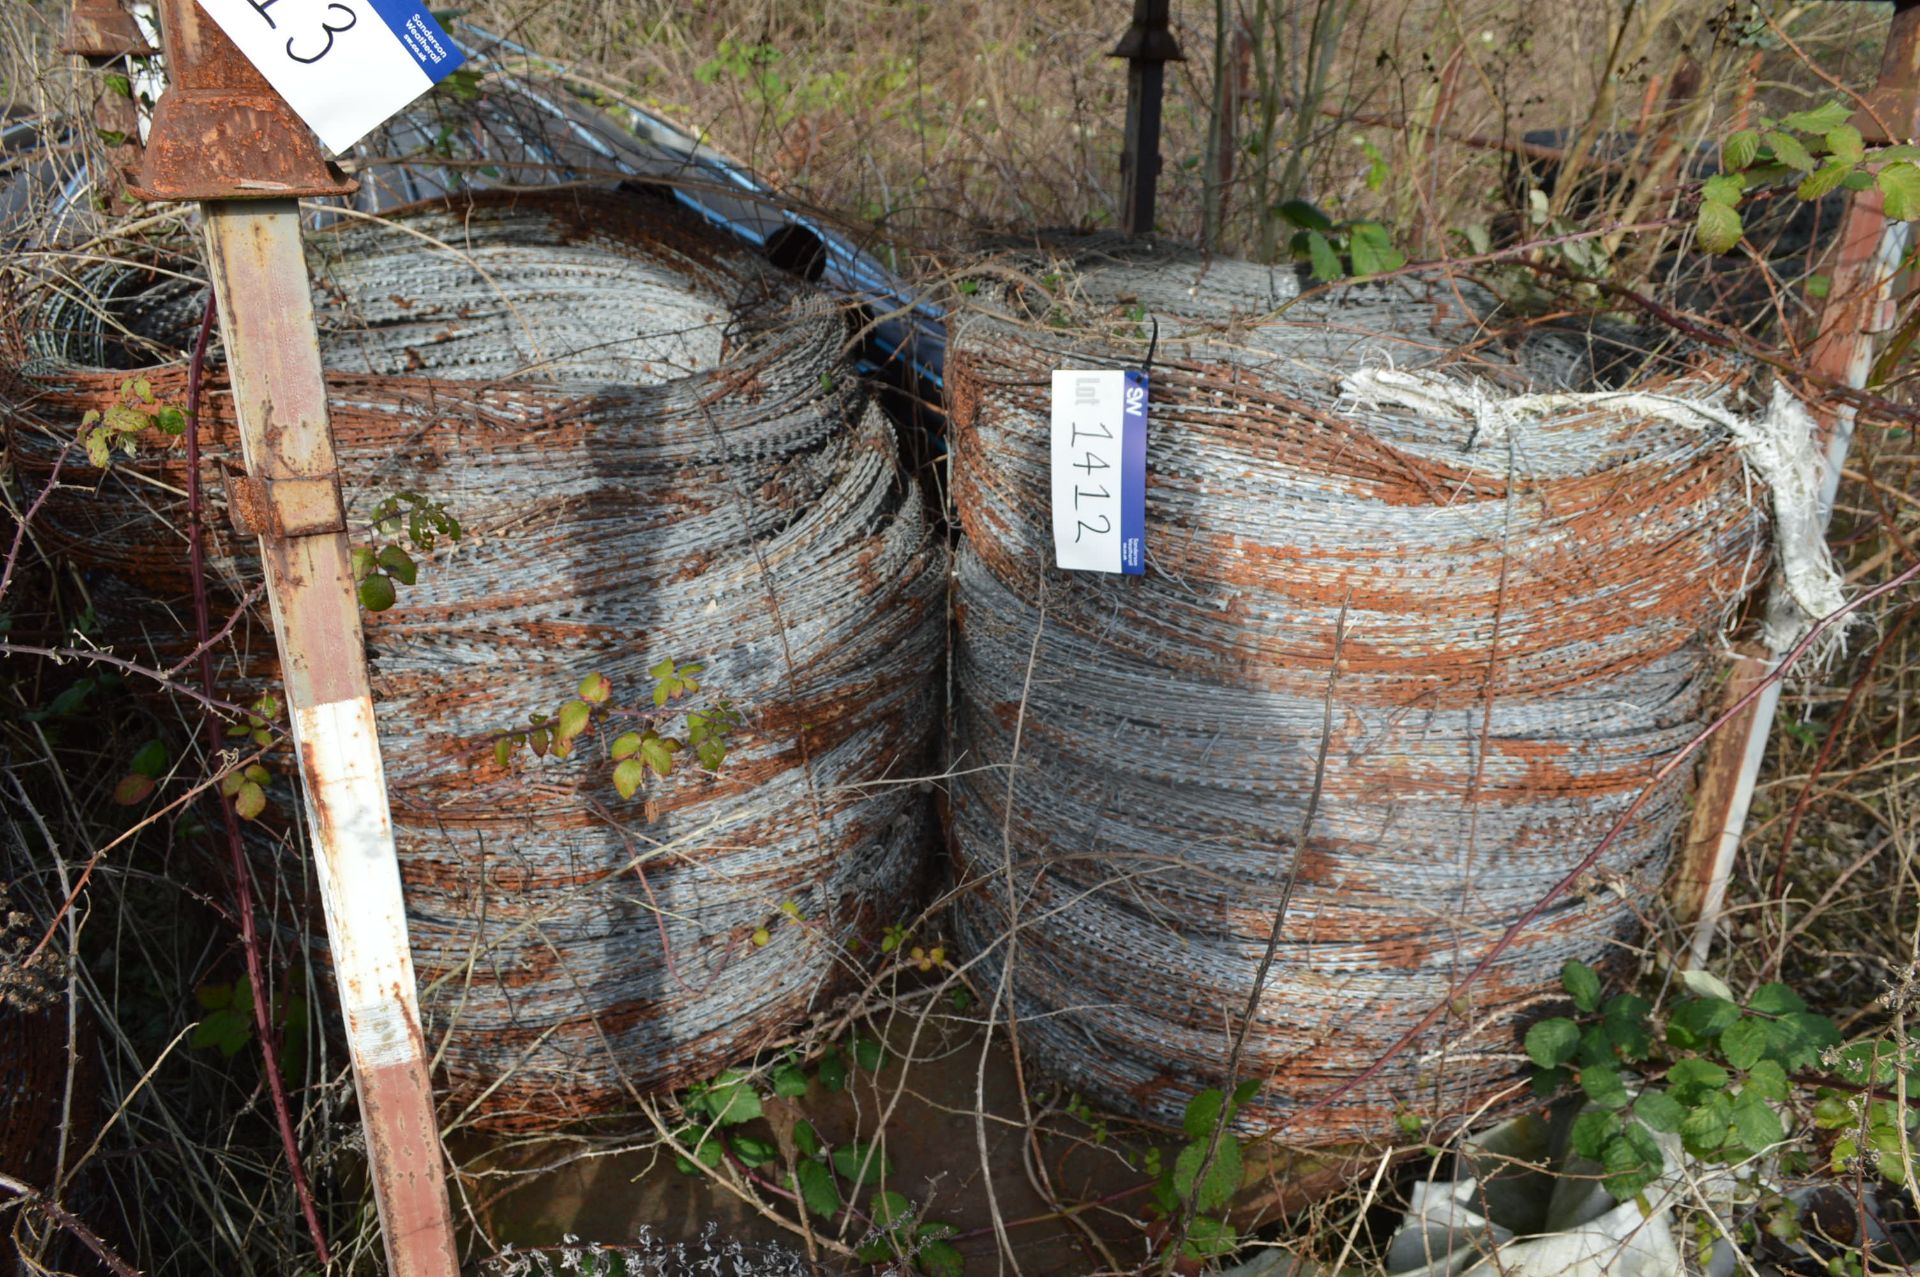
[61,0,154,213]
[1678,0,1920,965]
[134,4,457,1274]
[1112,0,1184,237]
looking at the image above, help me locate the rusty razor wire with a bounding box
[945,238,1785,1141]
[8,191,944,1127]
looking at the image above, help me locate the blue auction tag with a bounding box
[195,0,467,154]
[1051,369,1147,575]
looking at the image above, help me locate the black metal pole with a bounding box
[1113,0,1183,237]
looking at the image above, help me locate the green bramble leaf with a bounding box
[375,543,417,585]
[1347,221,1406,276]
[793,1119,822,1157]
[1799,161,1855,201]
[610,731,642,761]
[1602,994,1653,1060]
[1580,1062,1631,1110]
[1179,1216,1238,1261]
[830,1141,893,1185]
[1701,174,1745,207]
[1720,1018,1768,1070]
[1814,1093,1855,1129]
[1601,1121,1664,1198]
[612,758,646,800]
[1730,1089,1785,1155]
[130,740,169,777]
[1525,1017,1581,1069]
[870,1190,914,1233]
[772,1062,809,1099]
[1768,1011,1840,1071]
[1681,1091,1734,1158]
[1307,231,1343,282]
[794,1159,839,1220]
[233,781,267,820]
[1669,996,1740,1048]
[1697,199,1743,254]
[1780,101,1853,134]
[729,1135,778,1167]
[554,699,592,743]
[153,405,187,435]
[1635,1089,1688,1134]
[851,1035,886,1072]
[493,737,513,768]
[1276,198,1334,231]
[1722,129,1761,171]
[918,1239,965,1277]
[1183,1089,1228,1140]
[192,1007,253,1056]
[1878,161,1920,220]
[640,733,679,777]
[1571,1108,1620,1158]
[1745,1059,1789,1102]
[672,1129,722,1176]
[696,1070,762,1125]
[1765,130,1816,172]
[1172,1135,1242,1212]
[1749,983,1805,1015]
[577,672,611,705]
[816,1051,847,1093]
[1562,960,1603,1013]
[357,573,397,612]
[1827,125,1865,164]
[103,404,145,433]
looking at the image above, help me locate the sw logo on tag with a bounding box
[194,0,467,154]
[1050,369,1148,575]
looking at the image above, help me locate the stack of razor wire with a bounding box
[946,238,1768,1140]
[10,191,943,1127]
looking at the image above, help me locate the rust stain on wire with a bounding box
[8,191,943,1128]
[945,239,1769,1142]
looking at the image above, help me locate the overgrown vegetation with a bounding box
[7,0,1920,1272]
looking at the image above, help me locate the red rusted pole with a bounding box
[132,2,459,1273]
[61,0,153,213]
[1679,0,1920,964]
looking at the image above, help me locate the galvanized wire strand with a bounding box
[945,244,1770,1141]
[7,190,944,1128]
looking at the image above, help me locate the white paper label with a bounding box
[1051,369,1147,574]
[193,0,467,154]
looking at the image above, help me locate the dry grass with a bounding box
[6,0,1920,1273]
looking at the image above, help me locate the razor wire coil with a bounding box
[945,238,1769,1140]
[8,191,944,1128]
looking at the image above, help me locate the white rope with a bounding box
[1343,368,1845,655]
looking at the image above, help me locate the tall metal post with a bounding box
[1678,0,1920,963]
[1112,0,1184,237]
[132,2,459,1272]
